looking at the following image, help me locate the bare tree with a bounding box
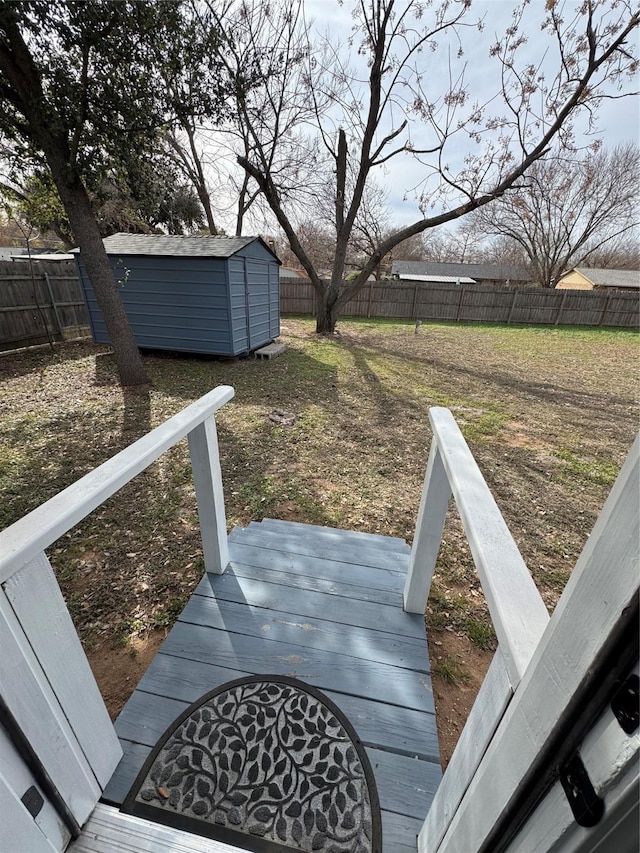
[166,126,221,235]
[274,221,336,273]
[470,144,639,287]
[583,234,640,270]
[197,0,334,228]
[419,218,488,263]
[209,0,638,333]
[348,179,392,278]
[160,12,235,236]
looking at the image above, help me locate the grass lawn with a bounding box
[1,317,637,763]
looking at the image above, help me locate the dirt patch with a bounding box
[428,631,494,769]
[87,631,166,720]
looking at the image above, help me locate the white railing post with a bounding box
[404,440,452,613]
[188,415,229,575]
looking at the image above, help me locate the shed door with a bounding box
[0,553,123,850]
[244,259,272,349]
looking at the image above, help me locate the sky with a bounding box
[301,0,640,228]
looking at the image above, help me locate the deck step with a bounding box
[70,803,242,852]
[254,517,410,552]
[229,526,410,572]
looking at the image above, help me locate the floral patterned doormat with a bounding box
[123,675,382,853]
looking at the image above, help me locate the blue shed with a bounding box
[75,233,281,356]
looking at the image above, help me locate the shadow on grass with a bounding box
[354,336,638,430]
[0,340,107,383]
[0,346,342,532]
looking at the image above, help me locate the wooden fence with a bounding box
[1,265,636,354]
[280,278,639,329]
[0,259,90,351]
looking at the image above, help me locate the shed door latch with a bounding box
[559,753,604,828]
[610,673,639,735]
[21,786,44,819]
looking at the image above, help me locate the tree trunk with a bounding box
[199,186,218,235]
[315,294,339,334]
[54,171,149,386]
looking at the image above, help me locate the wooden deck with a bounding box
[103,519,441,851]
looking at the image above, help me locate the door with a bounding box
[0,723,71,852]
[0,552,123,850]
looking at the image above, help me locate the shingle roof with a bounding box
[72,233,281,262]
[573,268,640,289]
[391,260,532,281]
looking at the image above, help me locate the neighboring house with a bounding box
[556,268,640,291]
[0,246,27,260]
[391,260,534,287]
[0,247,72,261]
[279,266,310,280]
[9,252,74,262]
[73,233,281,356]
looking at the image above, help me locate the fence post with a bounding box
[404,440,451,613]
[43,272,64,339]
[507,289,518,324]
[188,416,229,574]
[367,282,374,317]
[411,282,420,319]
[598,293,612,326]
[554,290,568,326]
[455,287,466,322]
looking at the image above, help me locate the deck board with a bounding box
[105,520,440,851]
[251,519,410,552]
[180,596,429,670]
[193,568,425,638]
[229,526,411,571]
[224,544,407,594]
[116,679,438,761]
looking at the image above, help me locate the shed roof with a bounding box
[392,260,532,281]
[572,268,640,289]
[72,233,281,262]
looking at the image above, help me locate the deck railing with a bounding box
[404,407,551,853]
[0,385,234,834]
[0,385,235,585]
[408,414,639,852]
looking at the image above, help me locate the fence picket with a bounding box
[0,260,89,350]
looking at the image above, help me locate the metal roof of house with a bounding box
[0,247,70,261]
[573,268,640,289]
[396,273,476,284]
[391,260,532,281]
[71,233,281,262]
[0,246,26,260]
[10,252,74,261]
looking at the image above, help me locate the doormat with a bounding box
[122,675,381,853]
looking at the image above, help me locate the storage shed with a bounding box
[74,233,281,356]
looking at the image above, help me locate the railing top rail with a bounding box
[429,406,550,685]
[0,385,235,584]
